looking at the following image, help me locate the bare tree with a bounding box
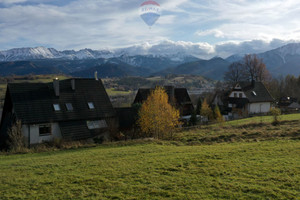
[224,62,246,85]
[243,54,271,82]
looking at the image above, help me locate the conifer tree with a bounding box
[196,98,202,115]
[214,105,224,123]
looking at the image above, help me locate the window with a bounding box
[87,120,107,129]
[251,91,257,96]
[234,93,237,98]
[65,103,73,111]
[88,102,95,109]
[239,93,243,98]
[53,104,61,111]
[39,124,52,136]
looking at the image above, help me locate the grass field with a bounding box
[1,114,300,199]
[0,140,299,199]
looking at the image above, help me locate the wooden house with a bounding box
[228,81,274,118]
[0,78,117,147]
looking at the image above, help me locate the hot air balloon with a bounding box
[139,1,161,27]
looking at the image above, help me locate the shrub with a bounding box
[7,120,27,152]
[270,108,281,126]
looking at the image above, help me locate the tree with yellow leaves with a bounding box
[200,99,213,123]
[213,105,224,123]
[138,87,181,139]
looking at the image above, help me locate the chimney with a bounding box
[71,79,75,90]
[94,71,98,81]
[53,78,59,96]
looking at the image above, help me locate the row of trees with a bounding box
[224,54,271,85]
[266,75,300,102]
[189,99,223,126]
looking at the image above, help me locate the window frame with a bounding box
[39,124,52,136]
[65,103,74,111]
[86,120,107,129]
[53,104,61,111]
[87,102,95,109]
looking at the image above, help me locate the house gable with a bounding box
[228,81,274,117]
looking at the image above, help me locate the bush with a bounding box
[270,108,281,126]
[7,120,27,152]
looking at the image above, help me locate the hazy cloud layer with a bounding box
[0,0,299,58]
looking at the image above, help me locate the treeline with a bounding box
[266,75,300,102]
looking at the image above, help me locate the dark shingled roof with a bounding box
[7,78,116,124]
[133,87,193,106]
[133,86,194,116]
[238,82,274,103]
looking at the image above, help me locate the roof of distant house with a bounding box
[133,86,193,105]
[236,81,274,103]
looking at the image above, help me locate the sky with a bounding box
[0,0,300,58]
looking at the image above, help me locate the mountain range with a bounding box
[0,43,300,80]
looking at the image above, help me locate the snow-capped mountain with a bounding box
[0,41,203,62]
[0,47,115,61]
[226,43,300,77]
[0,47,61,61]
[0,45,200,72]
[1,42,300,79]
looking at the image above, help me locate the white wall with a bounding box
[22,123,62,145]
[249,102,271,114]
[229,91,247,98]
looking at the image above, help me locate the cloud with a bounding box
[0,0,300,55]
[0,0,27,4]
[214,39,295,58]
[196,29,225,38]
[193,0,300,42]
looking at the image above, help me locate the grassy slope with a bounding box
[176,114,300,144]
[0,143,300,198]
[0,115,300,199]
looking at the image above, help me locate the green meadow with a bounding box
[0,114,300,199]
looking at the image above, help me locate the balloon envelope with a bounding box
[139,1,161,27]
